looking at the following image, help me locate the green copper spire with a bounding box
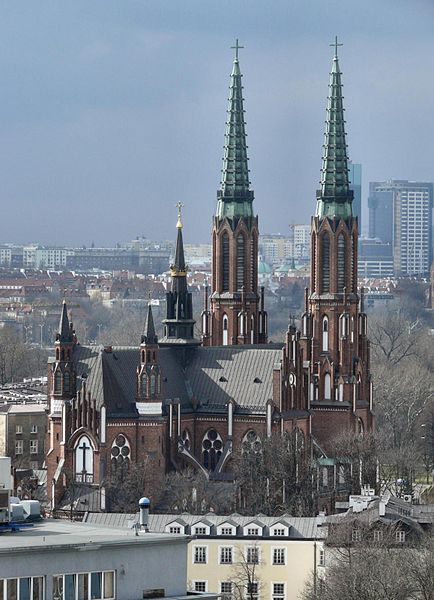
[216,39,254,221]
[316,37,353,220]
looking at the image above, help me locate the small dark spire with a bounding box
[57,300,73,343]
[171,202,186,275]
[142,302,158,345]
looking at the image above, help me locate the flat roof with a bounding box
[0,519,188,554]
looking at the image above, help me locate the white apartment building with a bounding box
[393,185,433,276]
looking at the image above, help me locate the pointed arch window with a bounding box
[74,435,94,483]
[150,374,156,397]
[54,370,62,394]
[63,370,70,394]
[222,314,229,346]
[337,235,346,292]
[202,429,223,470]
[321,233,330,293]
[324,373,331,400]
[250,315,255,344]
[140,373,148,398]
[222,232,230,292]
[322,316,329,352]
[236,234,245,291]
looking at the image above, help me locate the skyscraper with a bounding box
[368,180,433,276]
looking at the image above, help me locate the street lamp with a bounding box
[39,323,44,348]
[421,423,434,485]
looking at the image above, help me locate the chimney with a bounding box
[139,497,150,531]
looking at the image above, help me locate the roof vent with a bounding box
[219,376,228,383]
[104,346,112,353]
[254,377,262,383]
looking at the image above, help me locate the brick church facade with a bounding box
[46,41,373,511]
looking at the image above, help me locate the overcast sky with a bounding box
[0,0,433,245]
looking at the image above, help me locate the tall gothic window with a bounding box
[222,232,230,292]
[236,234,245,291]
[54,370,62,394]
[322,316,329,352]
[202,429,223,470]
[75,435,94,483]
[321,233,330,292]
[140,373,148,397]
[222,314,229,346]
[337,235,346,292]
[150,374,156,397]
[251,235,257,291]
[63,370,70,393]
[324,373,331,400]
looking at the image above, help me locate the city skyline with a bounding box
[0,1,433,245]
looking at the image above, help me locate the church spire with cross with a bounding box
[216,38,253,220]
[316,36,353,220]
[204,40,267,347]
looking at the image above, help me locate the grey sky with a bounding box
[0,0,433,245]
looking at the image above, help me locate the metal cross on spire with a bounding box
[330,35,343,58]
[231,39,244,61]
[175,201,184,229]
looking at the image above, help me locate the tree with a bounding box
[301,530,434,600]
[232,431,315,516]
[230,542,263,600]
[104,460,155,512]
[160,468,235,514]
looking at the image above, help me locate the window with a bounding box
[194,526,207,536]
[30,424,38,434]
[52,571,115,600]
[220,581,233,600]
[352,529,362,542]
[15,425,23,435]
[194,582,207,593]
[319,548,326,566]
[220,546,233,564]
[220,526,234,536]
[202,429,223,470]
[0,577,44,600]
[246,582,259,600]
[337,235,346,292]
[222,314,229,346]
[169,526,181,534]
[236,234,245,290]
[15,440,23,455]
[222,232,230,292]
[396,530,406,543]
[324,373,331,401]
[246,547,259,564]
[64,371,70,393]
[272,528,285,537]
[373,530,382,543]
[273,583,285,600]
[54,370,62,394]
[30,440,38,454]
[321,233,330,292]
[272,548,285,565]
[194,546,207,564]
[322,317,329,352]
[246,527,259,537]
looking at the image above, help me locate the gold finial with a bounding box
[175,201,184,229]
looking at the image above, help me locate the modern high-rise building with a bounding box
[349,162,362,233]
[368,180,433,276]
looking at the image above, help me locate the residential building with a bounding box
[84,512,327,600]
[0,404,47,469]
[358,238,394,278]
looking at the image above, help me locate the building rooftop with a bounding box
[0,518,188,554]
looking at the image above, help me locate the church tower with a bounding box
[301,39,373,441]
[160,203,200,347]
[137,302,162,405]
[203,41,267,347]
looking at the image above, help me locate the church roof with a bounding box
[72,344,282,418]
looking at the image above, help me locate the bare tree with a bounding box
[230,542,263,600]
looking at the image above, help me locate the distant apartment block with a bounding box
[358,238,394,278]
[259,227,310,266]
[0,404,46,469]
[368,180,433,276]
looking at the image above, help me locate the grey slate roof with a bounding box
[83,512,326,540]
[73,344,283,418]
